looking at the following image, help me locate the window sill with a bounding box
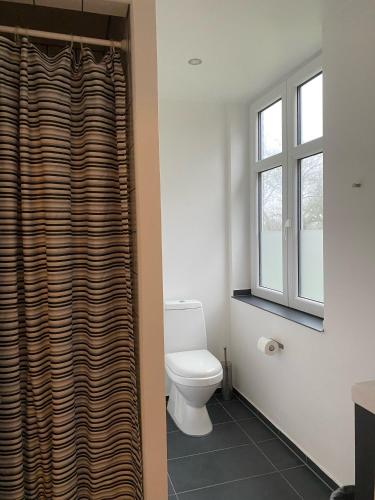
[232,290,324,332]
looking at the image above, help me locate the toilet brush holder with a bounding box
[222,346,233,401]
[221,361,232,400]
[221,353,233,401]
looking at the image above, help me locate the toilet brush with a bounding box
[222,347,233,401]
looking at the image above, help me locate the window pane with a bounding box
[299,153,324,302]
[259,100,282,159]
[298,73,323,144]
[259,167,283,291]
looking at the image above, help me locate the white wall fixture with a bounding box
[188,58,202,65]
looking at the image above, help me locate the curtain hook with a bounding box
[110,39,115,54]
[70,33,74,51]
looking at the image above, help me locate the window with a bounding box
[258,166,283,292]
[298,153,323,303]
[258,100,282,159]
[298,73,323,144]
[250,57,324,317]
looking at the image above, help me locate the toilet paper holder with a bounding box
[271,339,284,351]
[257,337,285,355]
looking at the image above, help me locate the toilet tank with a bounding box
[164,300,207,354]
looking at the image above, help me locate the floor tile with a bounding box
[305,457,339,490]
[168,443,275,492]
[278,434,306,461]
[238,417,276,443]
[167,422,249,459]
[283,465,333,499]
[215,392,235,403]
[168,475,174,496]
[167,392,332,499]
[207,404,233,424]
[219,399,255,420]
[234,395,259,415]
[167,412,178,433]
[258,439,303,470]
[206,394,218,406]
[178,472,300,500]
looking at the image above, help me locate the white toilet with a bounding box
[164,300,223,436]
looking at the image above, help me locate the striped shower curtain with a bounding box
[0,36,143,499]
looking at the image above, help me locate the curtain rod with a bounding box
[0,25,127,50]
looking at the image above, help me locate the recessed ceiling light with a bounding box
[188,58,202,66]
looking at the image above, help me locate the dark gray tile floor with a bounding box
[167,393,334,499]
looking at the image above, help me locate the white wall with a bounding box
[159,100,228,360]
[229,0,375,486]
[227,104,251,293]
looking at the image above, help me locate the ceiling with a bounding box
[156,0,325,102]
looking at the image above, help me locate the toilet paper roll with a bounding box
[257,337,279,356]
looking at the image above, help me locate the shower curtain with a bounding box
[0,36,142,499]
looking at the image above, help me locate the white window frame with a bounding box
[250,55,324,317]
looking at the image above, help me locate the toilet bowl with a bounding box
[166,349,223,436]
[163,300,223,436]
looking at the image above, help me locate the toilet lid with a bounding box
[166,349,222,379]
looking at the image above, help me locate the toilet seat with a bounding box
[165,349,223,387]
